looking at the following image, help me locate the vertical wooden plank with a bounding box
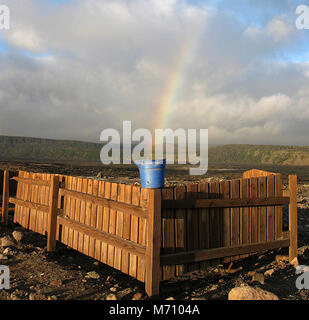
[44,174,52,235]
[162,187,176,279]
[275,175,283,239]
[22,172,31,229]
[19,171,26,228]
[209,182,220,265]
[250,177,258,244]
[107,183,118,267]
[230,179,240,261]
[34,173,41,234]
[1,170,9,226]
[71,177,79,251]
[74,177,83,251]
[129,186,140,278]
[259,176,267,242]
[174,185,187,275]
[78,178,89,253]
[145,189,161,297]
[33,173,40,233]
[121,185,132,274]
[240,178,250,258]
[68,176,75,248]
[83,178,93,255]
[186,184,200,271]
[289,175,298,262]
[267,175,275,241]
[94,180,104,261]
[101,182,111,264]
[47,175,59,252]
[218,181,225,264]
[39,174,45,235]
[28,172,36,232]
[114,184,125,271]
[89,179,99,258]
[56,175,64,241]
[13,171,22,224]
[221,180,231,263]
[40,174,48,235]
[61,176,69,245]
[137,188,148,282]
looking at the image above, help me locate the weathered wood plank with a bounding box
[230,180,240,261]
[121,185,132,274]
[174,185,187,275]
[161,239,290,266]
[2,170,9,226]
[107,183,118,268]
[47,175,59,252]
[162,197,290,209]
[240,178,250,259]
[145,189,161,297]
[57,215,146,258]
[11,176,50,187]
[94,180,104,261]
[250,178,258,243]
[161,187,175,279]
[59,188,147,219]
[275,175,283,239]
[186,184,199,271]
[129,186,140,278]
[114,184,125,271]
[89,179,99,258]
[259,176,267,242]
[289,175,298,262]
[137,189,148,282]
[267,175,275,241]
[101,182,111,264]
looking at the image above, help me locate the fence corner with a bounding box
[288,175,298,263]
[145,188,161,297]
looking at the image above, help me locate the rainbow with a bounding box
[152,22,206,133]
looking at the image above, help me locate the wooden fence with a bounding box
[1,169,298,297]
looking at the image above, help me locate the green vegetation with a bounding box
[1,136,309,165]
[208,144,309,165]
[0,135,101,162]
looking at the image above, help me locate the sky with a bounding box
[0,0,309,145]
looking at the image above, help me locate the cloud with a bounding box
[0,0,308,145]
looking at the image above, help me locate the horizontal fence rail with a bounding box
[59,188,148,219]
[1,168,298,298]
[162,197,290,209]
[57,214,147,258]
[161,238,290,266]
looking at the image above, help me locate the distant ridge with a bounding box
[208,144,309,165]
[0,135,101,162]
[1,135,309,165]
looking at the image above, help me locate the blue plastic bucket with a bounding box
[135,159,166,189]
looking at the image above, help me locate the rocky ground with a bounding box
[0,161,309,300]
[0,221,309,301]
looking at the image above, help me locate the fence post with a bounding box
[288,175,298,263]
[1,170,9,226]
[145,188,161,297]
[47,175,59,252]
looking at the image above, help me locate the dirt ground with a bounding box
[1,161,309,300]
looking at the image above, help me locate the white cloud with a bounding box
[267,17,294,42]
